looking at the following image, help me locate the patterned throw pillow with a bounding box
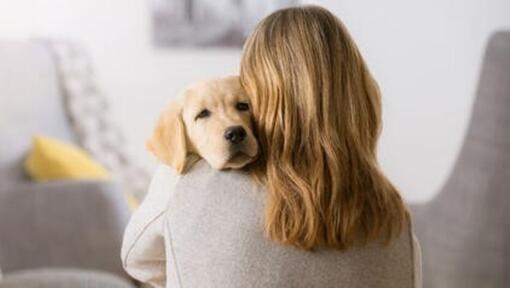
[46,41,149,203]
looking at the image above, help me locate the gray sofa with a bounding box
[410,31,510,287]
[0,41,135,287]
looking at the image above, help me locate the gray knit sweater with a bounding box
[122,161,422,288]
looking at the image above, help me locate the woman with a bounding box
[122,5,422,288]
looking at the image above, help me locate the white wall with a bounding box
[318,0,510,202]
[1,0,509,203]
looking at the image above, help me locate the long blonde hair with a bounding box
[240,5,409,250]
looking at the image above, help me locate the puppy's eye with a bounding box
[195,109,210,120]
[235,102,249,111]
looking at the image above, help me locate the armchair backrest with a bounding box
[411,31,510,287]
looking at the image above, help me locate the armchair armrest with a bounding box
[0,180,131,278]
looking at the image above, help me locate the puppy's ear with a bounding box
[146,102,189,173]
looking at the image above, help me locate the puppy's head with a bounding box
[146,76,258,173]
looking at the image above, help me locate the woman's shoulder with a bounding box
[152,160,258,201]
[171,160,263,206]
[179,159,255,187]
[153,163,180,189]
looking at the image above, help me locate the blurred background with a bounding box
[0,0,509,287]
[1,0,509,202]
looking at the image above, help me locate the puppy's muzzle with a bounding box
[224,126,246,144]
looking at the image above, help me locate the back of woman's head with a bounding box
[240,5,409,250]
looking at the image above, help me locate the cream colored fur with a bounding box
[146,76,258,173]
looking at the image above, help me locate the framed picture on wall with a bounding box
[150,0,303,48]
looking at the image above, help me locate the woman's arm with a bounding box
[121,164,179,288]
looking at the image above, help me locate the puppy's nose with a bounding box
[224,126,246,144]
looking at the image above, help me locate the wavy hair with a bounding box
[240,5,409,250]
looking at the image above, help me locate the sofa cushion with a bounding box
[0,180,130,276]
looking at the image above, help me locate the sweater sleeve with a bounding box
[121,164,179,288]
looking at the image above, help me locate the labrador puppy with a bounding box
[146,76,258,173]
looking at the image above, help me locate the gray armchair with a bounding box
[410,31,510,287]
[0,41,135,287]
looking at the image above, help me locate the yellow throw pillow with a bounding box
[25,135,109,181]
